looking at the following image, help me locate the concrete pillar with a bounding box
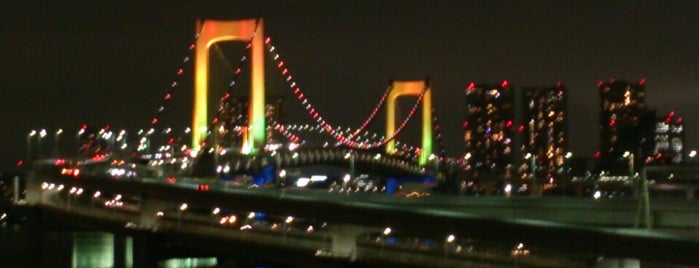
[24,170,41,205]
[139,196,169,228]
[132,233,159,268]
[595,258,640,268]
[325,224,369,261]
[13,175,20,203]
[113,234,126,268]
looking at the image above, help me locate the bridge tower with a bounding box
[193,19,265,155]
[386,80,432,166]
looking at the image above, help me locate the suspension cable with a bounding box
[264,37,426,150]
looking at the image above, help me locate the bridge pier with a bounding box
[132,233,159,268]
[139,196,169,228]
[24,170,40,205]
[325,224,370,260]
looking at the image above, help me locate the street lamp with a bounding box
[54,129,63,157]
[429,154,439,175]
[380,227,392,257]
[444,234,455,259]
[27,130,37,162]
[37,129,47,159]
[344,151,355,180]
[178,202,188,228]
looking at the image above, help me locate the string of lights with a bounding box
[146,23,206,130]
[264,37,426,150]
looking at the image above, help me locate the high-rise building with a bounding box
[652,111,685,165]
[518,83,568,184]
[597,79,656,175]
[463,81,515,179]
[216,96,284,147]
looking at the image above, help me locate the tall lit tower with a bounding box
[597,79,656,175]
[463,81,515,179]
[519,82,568,183]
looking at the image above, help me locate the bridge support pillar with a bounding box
[139,197,169,228]
[113,234,127,268]
[24,170,41,205]
[595,257,640,268]
[132,233,159,268]
[326,224,368,260]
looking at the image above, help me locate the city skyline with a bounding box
[3,1,699,170]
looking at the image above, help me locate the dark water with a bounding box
[0,224,217,268]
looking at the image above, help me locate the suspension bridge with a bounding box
[12,18,699,268]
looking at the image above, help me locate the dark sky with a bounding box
[3,1,699,170]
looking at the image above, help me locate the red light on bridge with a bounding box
[501,80,509,88]
[166,177,177,184]
[198,184,210,191]
[54,158,66,166]
[466,82,476,90]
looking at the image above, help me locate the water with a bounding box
[0,224,217,268]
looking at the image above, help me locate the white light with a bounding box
[310,175,327,182]
[56,184,64,191]
[228,215,237,224]
[504,184,512,193]
[383,227,392,236]
[41,182,49,190]
[565,152,573,159]
[212,207,220,215]
[240,224,252,231]
[623,151,631,158]
[179,203,188,211]
[56,129,63,135]
[279,169,287,178]
[288,143,300,151]
[517,243,524,250]
[446,234,455,243]
[39,129,47,138]
[374,153,382,160]
[69,187,76,194]
[593,190,602,200]
[93,191,101,198]
[114,194,122,201]
[292,152,299,159]
[428,154,436,161]
[525,153,532,159]
[285,216,294,224]
[464,152,472,160]
[690,150,697,158]
[343,174,351,183]
[223,165,230,173]
[247,212,256,219]
[76,188,83,195]
[296,178,310,187]
[156,211,164,217]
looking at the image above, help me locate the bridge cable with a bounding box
[137,23,207,151]
[263,37,426,150]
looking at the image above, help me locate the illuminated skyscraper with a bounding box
[217,96,284,148]
[518,83,568,184]
[597,79,656,175]
[652,111,685,165]
[463,81,515,179]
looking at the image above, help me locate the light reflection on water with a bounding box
[70,232,216,268]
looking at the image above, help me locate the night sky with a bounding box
[3,1,699,170]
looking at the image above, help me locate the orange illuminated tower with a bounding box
[386,80,432,166]
[193,19,265,154]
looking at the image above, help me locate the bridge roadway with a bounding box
[24,169,699,267]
